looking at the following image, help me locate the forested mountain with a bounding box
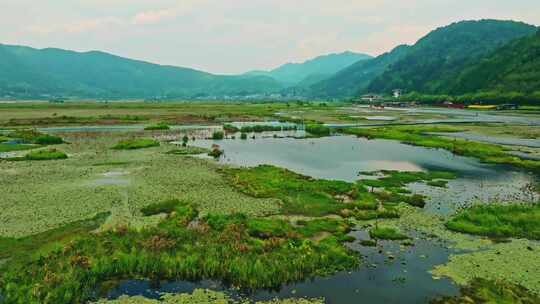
[245,51,372,86]
[0,44,283,99]
[307,45,410,98]
[445,29,540,95]
[366,20,538,95]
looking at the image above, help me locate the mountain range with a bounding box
[0,19,539,101]
[244,51,372,86]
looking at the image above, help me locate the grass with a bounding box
[140,200,184,216]
[6,148,69,161]
[431,278,540,304]
[224,165,355,217]
[0,201,358,303]
[112,138,160,150]
[305,124,331,136]
[0,143,37,152]
[446,203,540,240]
[0,212,109,260]
[94,289,325,304]
[8,129,64,145]
[345,126,540,172]
[144,123,170,130]
[166,146,209,155]
[369,226,409,240]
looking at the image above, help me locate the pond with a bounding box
[192,134,537,213]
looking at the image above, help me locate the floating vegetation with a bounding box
[0,202,358,303]
[166,146,209,155]
[113,138,160,150]
[369,226,409,240]
[94,289,324,304]
[430,278,540,304]
[223,165,356,217]
[144,123,170,130]
[446,203,540,240]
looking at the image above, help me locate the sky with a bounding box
[1,0,539,74]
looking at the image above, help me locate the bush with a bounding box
[306,124,331,136]
[369,226,409,240]
[240,132,248,140]
[212,131,224,140]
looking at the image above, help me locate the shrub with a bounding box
[212,131,224,140]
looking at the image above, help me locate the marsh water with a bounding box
[193,134,537,214]
[105,133,538,303]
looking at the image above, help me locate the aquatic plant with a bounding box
[430,278,540,304]
[0,202,358,303]
[369,226,409,240]
[305,124,330,137]
[166,146,209,155]
[8,129,64,145]
[212,131,224,140]
[144,123,170,130]
[112,138,160,150]
[223,165,356,216]
[446,203,540,240]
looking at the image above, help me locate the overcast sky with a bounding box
[1,0,539,74]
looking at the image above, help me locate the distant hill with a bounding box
[0,44,283,99]
[445,30,540,95]
[366,20,538,95]
[307,45,410,98]
[245,51,372,86]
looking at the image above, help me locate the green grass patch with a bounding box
[369,226,409,240]
[0,143,38,152]
[112,138,160,150]
[223,165,355,217]
[0,202,358,303]
[427,180,449,188]
[144,123,170,130]
[0,212,109,260]
[446,203,540,240]
[140,200,184,216]
[166,146,209,155]
[305,124,331,137]
[8,129,64,145]
[7,148,69,161]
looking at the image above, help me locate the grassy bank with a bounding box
[345,126,540,172]
[113,138,160,150]
[0,201,358,303]
[446,203,540,240]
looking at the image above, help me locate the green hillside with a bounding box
[448,30,540,95]
[0,44,283,99]
[366,20,538,95]
[245,51,372,86]
[308,45,410,98]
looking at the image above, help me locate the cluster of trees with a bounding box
[400,91,540,105]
